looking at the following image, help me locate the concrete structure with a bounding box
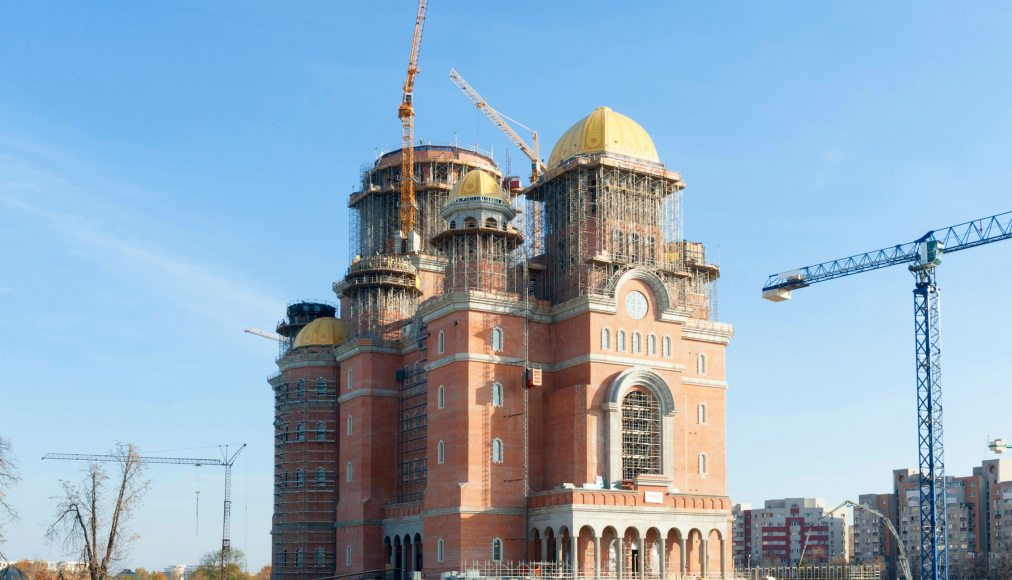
[851,493,895,573]
[852,459,1012,577]
[732,499,847,567]
[268,107,733,579]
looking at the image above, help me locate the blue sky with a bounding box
[2,1,1011,571]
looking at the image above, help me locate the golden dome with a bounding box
[547,106,660,168]
[292,317,348,349]
[448,169,507,201]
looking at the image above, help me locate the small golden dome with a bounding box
[449,169,507,201]
[293,317,348,349]
[547,106,660,168]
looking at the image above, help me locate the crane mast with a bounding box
[448,68,546,183]
[398,0,428,250]
[44,444,246,574]
[762,209,1012,580]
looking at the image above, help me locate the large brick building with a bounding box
[268,107,733,579]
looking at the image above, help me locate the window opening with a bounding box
[621,389,661,481]
[492,437,504,463]
[491,382,503,407]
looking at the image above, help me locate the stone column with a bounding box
[701,538,708,578]
[658,540,665,580]
[541,537,548,563]
[720,537,726,580]
[616,538,624,580]
[593,536,601,580]
[637,541,645,579]
[679,538,687,576]
[571,536,579,575]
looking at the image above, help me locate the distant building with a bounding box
[854,458,1012,577]
[732,498,847,567]
[851,493,896,573]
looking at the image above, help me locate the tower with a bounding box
[270,308,346,579]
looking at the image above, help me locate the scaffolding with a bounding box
[433,223,524,295]
[270,366,340,579]
[349,145,502,258]
[524,153,719,320]
[620,390,662,482]
[396,364,428,503]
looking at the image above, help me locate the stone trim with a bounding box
[682,320,735,345]
[680,377,728,389]
[337,388,398,404]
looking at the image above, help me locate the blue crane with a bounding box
[761,210,1012,580]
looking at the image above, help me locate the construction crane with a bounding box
[448,67,546,184]
[397,0,428,252]
[44,444,246,574]
[243,327,283,342]
[989,437,1010,454]
[762,210,1012,580]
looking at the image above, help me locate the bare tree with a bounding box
[0,435,21,558]
[47,443,150,580]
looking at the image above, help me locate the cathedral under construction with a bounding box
[268,105,734,580]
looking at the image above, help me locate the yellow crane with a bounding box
[398,0,428,252]
[449,67,546,184]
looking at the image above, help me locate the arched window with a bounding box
[662,336,671,358]
[698,453,708,475]
[437,440,445,464]
[485,217,498,229]
[491,327,504,352]
[347,415,353,436]
[296,378,305,398]
[464,216,477,228]
[697,353,708,375]
[437,385,445,409]
[698,404,708,425]
[621,389,661,481]
[612,229,624,258]
[491,538,503,562]
[296,422,305,442]
[316,377,327,397]
[449,220,457,229]
[295,547,304,568]
[437,330,445,354]
[437,538,445,563]
[491,437,504,463]
[316,421,326,441]
[315,547,325,568]
[345,545,352,566]
[346,462,353,482]
[617,330,627,352]
[601,328,611,350]
[491,382,503,407]
[296,468,304,488]
[283,424,289,442]
[316,466,326,487]
[632,332,642,354]
[346,368,353,390]
[282,549,288,568]
[282,469,288,488]
[647,334,657,356]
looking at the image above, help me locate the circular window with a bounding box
[625,291,648,320]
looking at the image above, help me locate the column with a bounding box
[571,536,579,575]
[679,538,687,576]
[593,536,601,580]
[720,537,726,580]
[637,540,645,579]
[658,540,665,580]
[616,538,624,580]
[701,538,707,578]
[542,537,548,563]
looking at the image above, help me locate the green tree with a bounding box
[195,549,246,580]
